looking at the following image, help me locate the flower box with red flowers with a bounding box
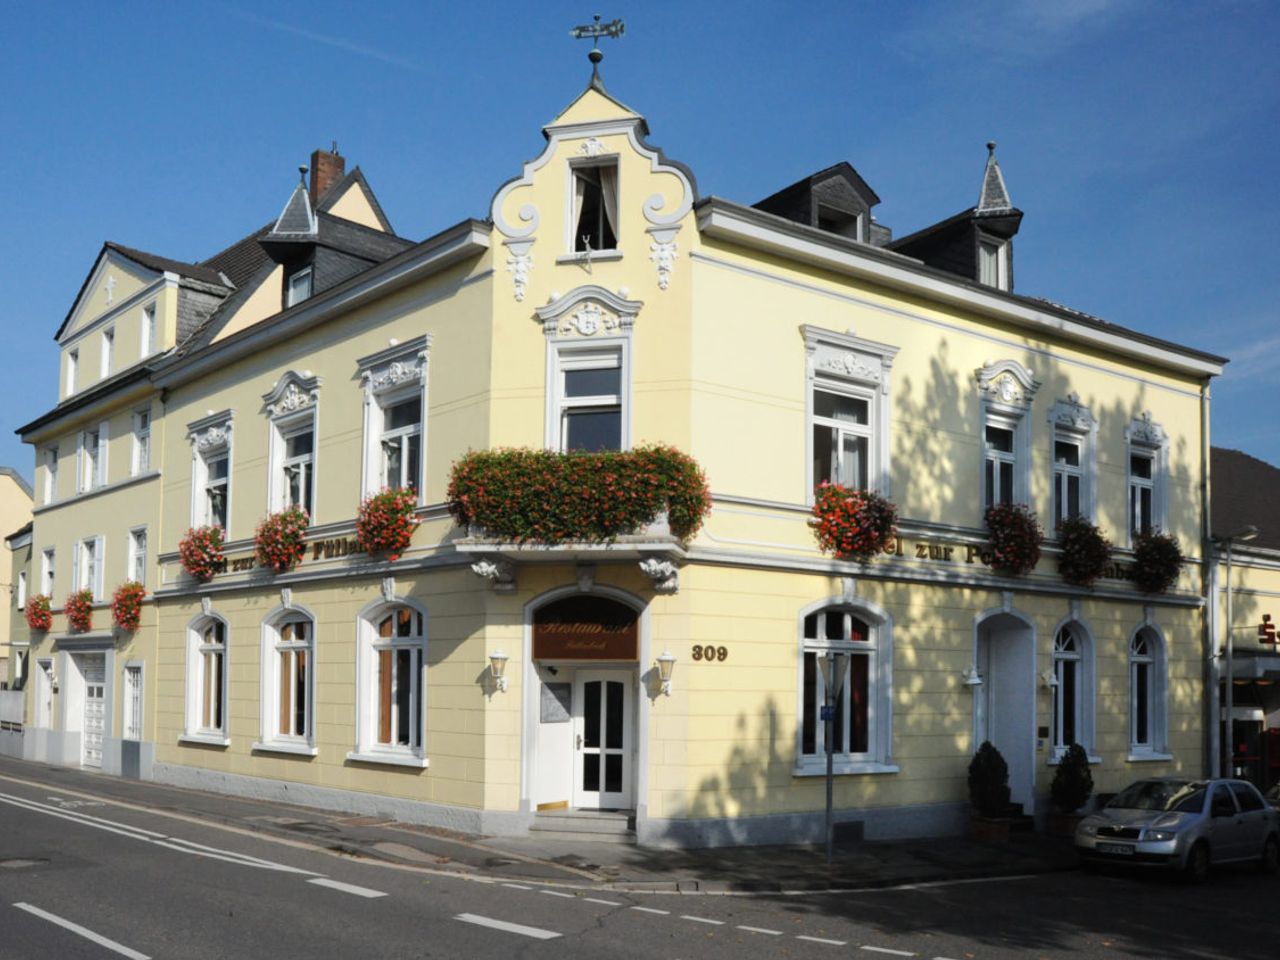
[809,482,899,563]
[112,581,146,632]
[255,506,311,574]
[356,487,419,562]
[984,502,1044,576]
[1132,529,1183,594]
[65,589,95,634]
[179,525,226,582]
[1057,515,1112,587]
[25,594,52,632]
[447,445,712,545]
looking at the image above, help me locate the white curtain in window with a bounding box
[598,164,619,237]
[572,171,587,239]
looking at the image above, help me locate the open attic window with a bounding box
[978,238,1009,291]
[572,161,618,253]
[817,205,864,242]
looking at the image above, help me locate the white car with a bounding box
[1074,777,1280,882]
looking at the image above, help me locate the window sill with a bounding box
[555,250,623,265]
[252,741,318,757]
[179,733,230,748]
[1047,752,1102,766]
[1127,751,1174,763]
[793,760,899,777]
[346,750,428,769]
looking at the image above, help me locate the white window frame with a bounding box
[567,156,620,255]
[73,535,105,601]
[188,412,233,534]
[101,327,115,378]
[279,419,316,514]
[78,421,108,492]
[552,345,625,453]
[1050,618,1097,761]
[803,326,898,502]
[140,303,157,357]
[349,597,429,767]
[122,662,143,742]
[1048,396,1098,525]
[975,360,1038,513]
[183,615,229,745]
[263,373,321,517]
[40,548,55,598]
[256,607,317,755]
[286,267,313,307]
[43,445,58,505]
[132,408,152,476]
[978,236,1010,290]
[16,570,27,610]
[1128,623,1170,760]
[357,337,430,502]
[128,527,147,586]
[794,597,896,776]
[1125,415,1168,547]
[66,348,78,396]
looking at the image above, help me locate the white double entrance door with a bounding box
[571,670,633,809]
[78,653,106,768]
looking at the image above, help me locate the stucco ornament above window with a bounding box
[263,371,322,418]
[975,359,1040,409]
[1050,393,1096,430]
[358,337,431,397]
[536,285,642,339]
[1126,411,1166,446]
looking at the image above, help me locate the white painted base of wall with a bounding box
[23,727,80,766]
[101,737,154,780]
[0,729,21,759]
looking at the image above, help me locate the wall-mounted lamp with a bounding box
[962,664,983,687]
[656,650,676,696]
[488,650,509,693]
[1040,668,1058,690]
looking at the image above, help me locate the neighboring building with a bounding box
[13,62,1229,845]
[0,469,33,684]
[1208,447,1280,791]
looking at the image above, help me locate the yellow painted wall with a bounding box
[325,183,387,233]
[211,265,284,344]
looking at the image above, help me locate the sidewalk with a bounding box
[0,757,1080,893]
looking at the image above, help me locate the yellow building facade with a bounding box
[11,74,1233,845]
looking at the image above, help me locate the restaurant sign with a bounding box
[533,595,638,661]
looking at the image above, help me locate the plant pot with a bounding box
[1047,811,1084,838]
[969,815,1011,842]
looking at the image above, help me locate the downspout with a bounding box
[1201,378,1219,778]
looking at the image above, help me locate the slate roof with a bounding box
[1212,447,1280,551]
[271,180,319,238]
[200,222,274,291]
[977,143,1014,214]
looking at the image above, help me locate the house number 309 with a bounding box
[691,645,728,662]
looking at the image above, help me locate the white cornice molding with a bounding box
[696,201,1224,379]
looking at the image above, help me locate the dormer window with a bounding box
[572,161,618,253]
[817,205,864,242]
[287,267,313,307]
[978,238,1010,290]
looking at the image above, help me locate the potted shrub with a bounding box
[255,505,310,574]
[1132,529,1183,594]
[984,503,1043,576]
[968,740,1012,841]
[1057,515,1112,588]
[810,482,898,563]
[1048,742,1094,836]
[25,594,52,632]
[179,525,226,582]
[112,581,146,632]
[356,487,419,562]
[64,588,95,633]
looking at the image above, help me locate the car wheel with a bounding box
[1260,836,1279,875]
[1183,841,1210,884]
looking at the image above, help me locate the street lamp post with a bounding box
[817,651,850,865]
[1218,525,1259,778]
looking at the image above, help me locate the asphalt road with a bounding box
[1,770,1277,960]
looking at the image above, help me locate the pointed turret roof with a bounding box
[270,169,318,238]
[977,141,1014,214]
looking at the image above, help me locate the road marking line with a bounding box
[307,878,388,898]
[14,902,150,960]
[455,913,561,940]
[737,925,784,935]
[0,793,161,842]
[865,874,1041,893]
[631,906,669,915]
[501,882,531,890]
[682,914,724,925]
[584,897,622,906]
[861,947,915,957]
[797,935,848,945]
[541,889,577,898]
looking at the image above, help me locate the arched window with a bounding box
[351,602,427,766]
[1130,627,1168,757]
[1051,622,1095,758]
[258,612,315,753]
[796,603,895,774]
[185,616,228,743]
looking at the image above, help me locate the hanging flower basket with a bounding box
[112,581,146,632]
[65,589,95,633]
[179,525,226,582]
[25,594,52,632]
[1057,515,1112,587]
[984,503,1043,576]
[356,487,419,562]
[255,505,310,574]
[1132,529,1183,594]
[810,482,899,563]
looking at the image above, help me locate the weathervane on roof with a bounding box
[570,15,624,84]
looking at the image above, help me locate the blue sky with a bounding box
[2,0,1276,481]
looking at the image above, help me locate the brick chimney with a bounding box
[309,144,345,205]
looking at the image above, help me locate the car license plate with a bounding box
[1097,842,1134,856]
